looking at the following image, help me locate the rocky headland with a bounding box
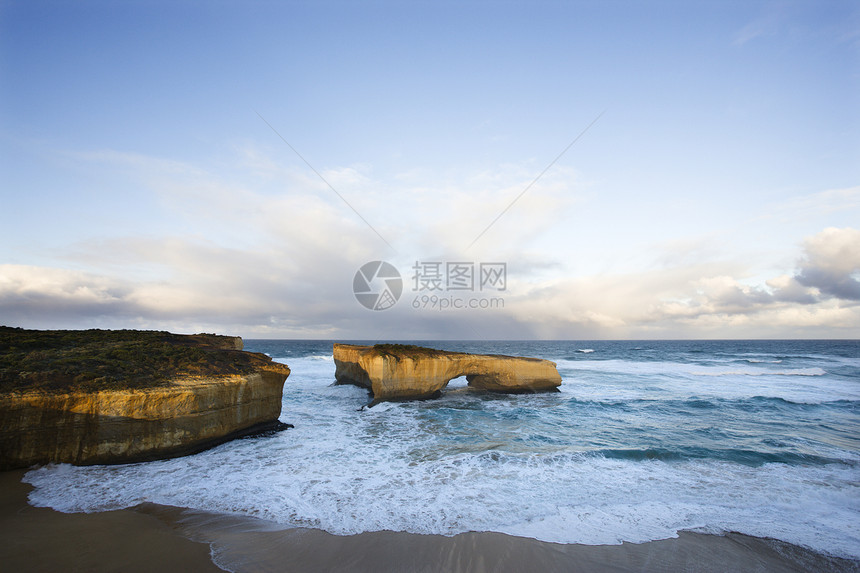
[333,343,562,403]
[0,327,290,470]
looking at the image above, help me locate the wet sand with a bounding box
[3,469,858,572]
[0,470,224,572]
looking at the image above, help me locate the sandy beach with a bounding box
[3,469,858,573]
[0,469,223,572]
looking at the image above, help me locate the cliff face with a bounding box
[334,344,561,403]
[0,329,290,470]
[0,368,289,470]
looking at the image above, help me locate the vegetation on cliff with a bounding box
[369,343,535,362]
[371,343,443,359]
[0,327,270,394]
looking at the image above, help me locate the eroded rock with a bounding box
[0,329,290,469]
[333,343,561,403]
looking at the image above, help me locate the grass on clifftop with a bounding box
[371,343,446,359]
[0,327,267,394]
[369,343,539,362]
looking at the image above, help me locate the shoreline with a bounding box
[0,469,224,572]
[3,470,858,573]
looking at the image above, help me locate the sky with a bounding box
[1,0,858,339]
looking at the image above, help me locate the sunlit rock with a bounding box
[0,330,290,469]
[334,343,561,404]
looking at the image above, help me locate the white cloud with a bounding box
[491,228,860,338]
[3,143,859,339]
[766,274,819,304]
[769,187,860,223]
[4,222,860,338]
[0,265,137,325]
[795,227,860,301]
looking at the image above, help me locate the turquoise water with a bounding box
[25,340,860,558]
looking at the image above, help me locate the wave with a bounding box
[24,452,860,559]
[555,358,827,377]
[576,349,595,353]
[554,360,840,397]
[562,395,859,410]
[594,447,848,467]
[691,367,826,377]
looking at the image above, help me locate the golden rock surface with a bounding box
[334,343,561,403]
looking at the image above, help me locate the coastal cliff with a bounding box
[0,328,290,470]
[333,343,561,403]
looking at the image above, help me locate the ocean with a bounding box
[23,339,860,559]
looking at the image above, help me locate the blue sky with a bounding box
[1,0,858,339]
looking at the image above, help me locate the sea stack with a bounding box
[333,343,562,404]
[0,328,291,470]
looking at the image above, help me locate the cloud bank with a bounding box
[2,224,857,339]
[1,146,857,339]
